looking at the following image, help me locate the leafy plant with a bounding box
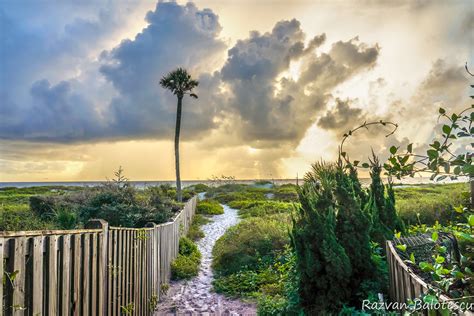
[53,207,77,229]
[120,303,134,315]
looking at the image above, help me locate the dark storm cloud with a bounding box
[0,1,226,142]
[318,98,363,130]
[221,28,379,145]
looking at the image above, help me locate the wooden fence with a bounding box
[386,240,473,316]
[0,196,197,316]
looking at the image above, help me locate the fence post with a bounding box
[86,219,109,316]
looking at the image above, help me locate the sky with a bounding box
[0,0,473,182]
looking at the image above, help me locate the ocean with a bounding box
[0,177,469,189]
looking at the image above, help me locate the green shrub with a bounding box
[212,258,282,298]
[171,254,200,280]
[187,225,204,240]
[291,162,351,314]
[254,180,273,186]
[29,195,57,219]
[0,208,53,231]
[365,156,404,245]
[179,236,199,256]
[197,199,224,215]
[186,183,209,193]
[238,201,293,218]
[205,184,270,204]
[213,216,289,276]
[257,294,288,316]
[395,183,468,225]
[79,190,146,227]
[171,237,201,280]
[213,270,261,297]
[273,184,298,202]
[334,167,376,304]
[53,207,78,229]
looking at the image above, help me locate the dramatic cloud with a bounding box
[317,59,470,164]
[318,98,363,131]
[100,2,227,140]
[220,23,379,146]
[0,1,227,142]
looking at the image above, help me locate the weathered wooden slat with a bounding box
[61,235,72,315]
[122,230,129,313]
[99,224,109,316]
[156,227,161,302]
[134,233,141,316]
[32,236,44,315]
[128,231,133,316]
[12,237,26,315]
[47,235,59,315]
[73,234,82,315]
[135,230,140,316]
[112,229,118,316]
[108,230,114,316]
[116,230,123,316]
[90,233,98,316]
[82,234,91,316]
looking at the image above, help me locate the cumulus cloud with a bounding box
[1,1,227,142]
[319,58,470,163]
[220,23,379,146]
[100,1,227,140]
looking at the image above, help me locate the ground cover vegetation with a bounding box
[0,168,200,231]
[196,198,224,215]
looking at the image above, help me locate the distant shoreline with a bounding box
[0,177,469,189]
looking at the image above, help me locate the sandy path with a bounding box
[155,204,257,316]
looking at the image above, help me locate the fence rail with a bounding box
[1,195,197,316]
[386,240,473,316]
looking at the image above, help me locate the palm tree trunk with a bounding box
[175,96,183,202]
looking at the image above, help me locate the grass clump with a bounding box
[230,200,293,218]
[196,199,224,215]
[171,236,201,280]
[394,183,469,225]
[273,184,298,202]
[187,214,210,241]
[212,215,289,276]
[206,184,269,204]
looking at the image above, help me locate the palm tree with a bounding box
[160,68,198,202]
